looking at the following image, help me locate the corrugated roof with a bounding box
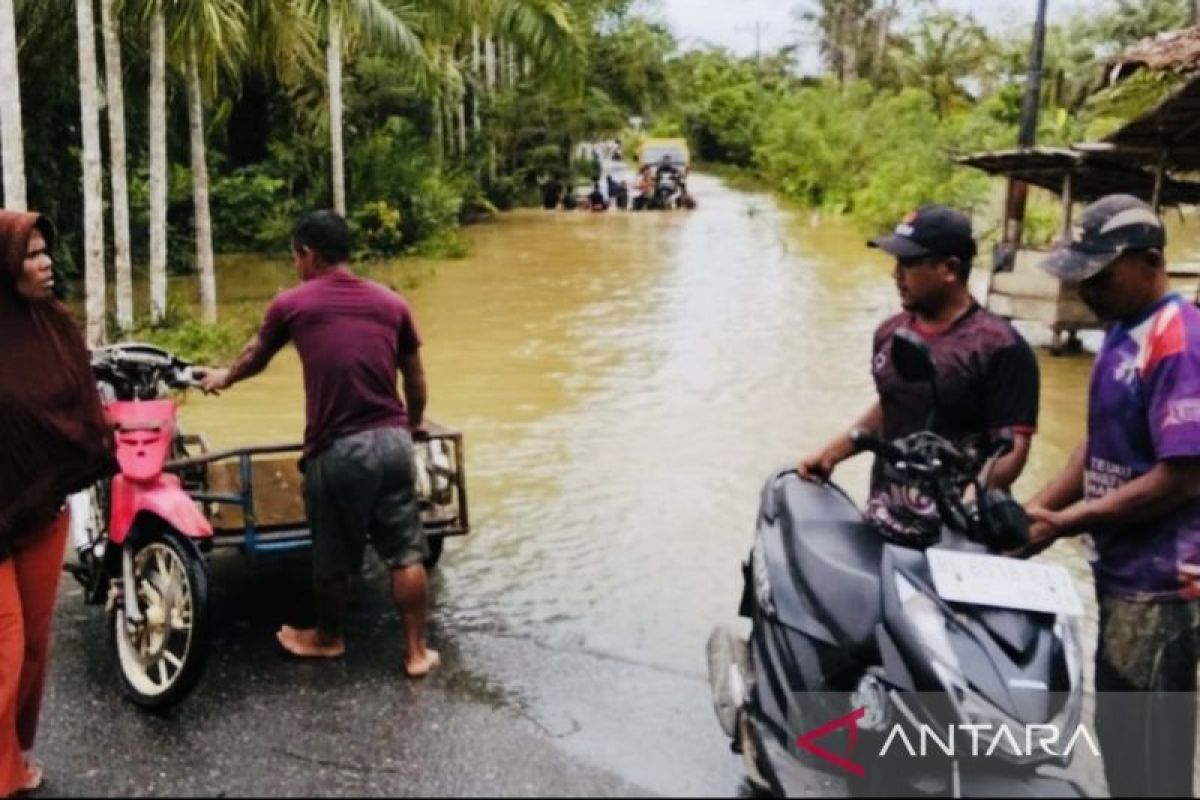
[1097,74,1200,170]
[956,147,1200,205]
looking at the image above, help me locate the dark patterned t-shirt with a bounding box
[866,303,1040,543]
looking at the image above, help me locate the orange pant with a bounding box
[0,511,67,797]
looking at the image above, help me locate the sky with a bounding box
[652,0,1091,66]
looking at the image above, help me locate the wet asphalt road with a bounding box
[35,548,797,797]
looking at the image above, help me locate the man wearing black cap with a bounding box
[798,204,1040,545]
[1021,194,1200,798]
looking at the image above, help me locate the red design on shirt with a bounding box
[1139,303,1186,376]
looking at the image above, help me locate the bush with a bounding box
[351,200,405,258]
[754,82,1004,229]
[485,176,521,211]
[346,116,463,251]
[126,303,256,364]
[208,167,295,253]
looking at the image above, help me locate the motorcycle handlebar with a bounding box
[849,428,906,463]
[169,365,201,390]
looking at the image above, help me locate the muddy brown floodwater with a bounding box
[171,173,1198,792]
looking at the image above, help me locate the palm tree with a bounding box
[169,0,246,324]
[148,0,168,322]
[185,50,218,323]
[0,0,25,210]
[101,0,133,329]
[76,0,106,345]
[471,0,579,181]
[895,11,993,118]
[491,0,580,84]
[327,8,347,213]
[242,0,320,86]
[308,0,427,216]
[471,23,481,134]
[796,0,879,83]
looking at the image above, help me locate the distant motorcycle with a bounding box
[650,171,681,210]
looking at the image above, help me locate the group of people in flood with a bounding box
[799,197,1200,798]
[541,155,694,213]
[1,190,1198,796]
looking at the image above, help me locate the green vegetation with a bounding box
[9,0,672,329]
[7,0,1193,345]
[657,0,1193,238]
[128,304,257,363]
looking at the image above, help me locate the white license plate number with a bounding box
[927,549,1084,617]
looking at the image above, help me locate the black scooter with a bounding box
[707,330,1087,797]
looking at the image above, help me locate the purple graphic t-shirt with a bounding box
[1086,294,1200,600]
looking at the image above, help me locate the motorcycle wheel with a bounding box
[110,529,210,710]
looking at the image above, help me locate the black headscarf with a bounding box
[0,211,116,551]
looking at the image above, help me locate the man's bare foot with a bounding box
[276,625,345,658]
[405,648,440,678]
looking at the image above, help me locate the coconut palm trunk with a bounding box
[101,0,133,329]
[484,35,496,182]
[484,35,496,91]
[327,9,346,215]
[471,24,480,134]
[0,0,26,210]
[186,51,217,323]
[148,1,168,322]
[432,94,443,169]
[76,0,106,345]
[456,90,466,157]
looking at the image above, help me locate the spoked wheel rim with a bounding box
[114,541,196,697]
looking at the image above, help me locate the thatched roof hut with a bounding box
[1105,26,1200,86]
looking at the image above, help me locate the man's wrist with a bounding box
[1059,504,1091,534]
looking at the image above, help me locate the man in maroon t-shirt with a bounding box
[798,205,1040,545]
[197,210,438,677]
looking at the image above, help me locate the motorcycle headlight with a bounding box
[751,539,775,617]
[895,574,1079,766]
[896,573,960,676]
[1051,616,1084,734]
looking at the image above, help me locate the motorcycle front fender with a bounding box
[109,473,212,545]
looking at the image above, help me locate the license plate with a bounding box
[927,549,1084,617]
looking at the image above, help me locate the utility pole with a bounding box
[737,21,767,63]
[1002,0,1049,252]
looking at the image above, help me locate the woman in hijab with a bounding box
[0,211,116,795]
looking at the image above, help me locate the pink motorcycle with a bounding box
[69,343,213,709]
[69,343,472,710]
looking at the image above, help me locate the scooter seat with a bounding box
[778,479,883,654]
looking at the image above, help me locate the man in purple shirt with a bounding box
[197,211,439,678]
[1025,195,1200,797]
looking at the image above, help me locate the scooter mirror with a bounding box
[891,328,936,383]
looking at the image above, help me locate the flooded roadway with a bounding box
[42,174,1200,795]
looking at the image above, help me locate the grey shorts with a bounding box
[303,426,427,579]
